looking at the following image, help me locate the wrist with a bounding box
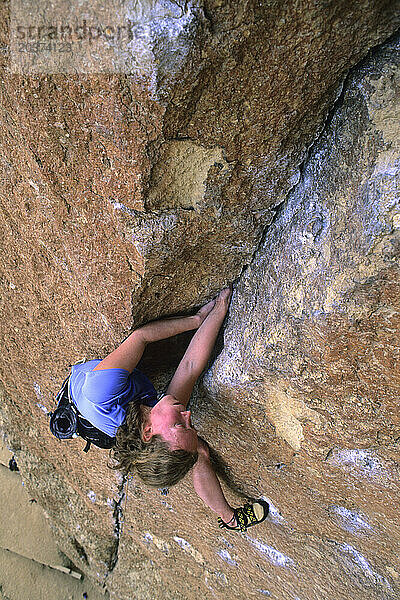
[214,299,229,316]
[191,314,202,329]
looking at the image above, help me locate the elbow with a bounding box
[134,328,149,346]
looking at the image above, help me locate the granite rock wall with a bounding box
[203,31,400,600]
[0,1,399,599]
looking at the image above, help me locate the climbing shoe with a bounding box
[218,500,269,532]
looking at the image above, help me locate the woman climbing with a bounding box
[63,286,269,532]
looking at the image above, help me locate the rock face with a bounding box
[205,33,400,599]
[0,1,399,599]
[0,441,107,600]
[209,36,400,455]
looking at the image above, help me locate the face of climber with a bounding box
[142,394,198,453]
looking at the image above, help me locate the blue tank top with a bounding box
[68,360,158,437]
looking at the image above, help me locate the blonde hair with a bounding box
[110,401,198,487]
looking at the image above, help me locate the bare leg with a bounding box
[192,447,236,525]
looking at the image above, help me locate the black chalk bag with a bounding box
[49,375,78,439]
[49,372,116,451]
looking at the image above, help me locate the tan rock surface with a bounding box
[0,465,62,565]
[0,549,104,600]
[0,1,399,599]
[0,440,12,467]
[0,460,107,600]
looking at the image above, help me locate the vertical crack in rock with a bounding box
[238,29,400,278]
[104,474,127,587]
[237,77,346,278]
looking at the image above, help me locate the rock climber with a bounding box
[66,286,269,532]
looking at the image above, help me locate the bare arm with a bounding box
[166,286,232,406]
[93,301,215,373]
